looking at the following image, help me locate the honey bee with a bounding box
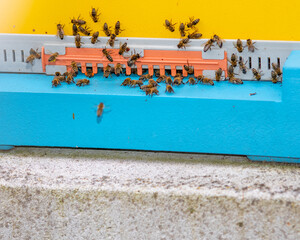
[66,72,75,84]
[229,77,243,84]
[26,54,35,64]
[196,74,204,83]
[233,39,244,53]
[55,71,61,76]
[140,83,155,90]
[85,69,94,78]
[107,34,116,47]
[119,42,129,56]
[71,16,86,25]
[76,79,90,86]
[48,52,59,62]
[71,61,79,74]
[246,39,257,52]
[79,26,91,36]
[227,65,237,79]
[103,23,111,36]
[228,53,238,67]
[156,75,165,83]
[165,84,174,93]
[114,63,123,76]
[145,87,159,97]
[184,63,194,74]
[271,70,279,83]
[252,68,263,80]
[91,31,100,44]
[173,77,185,85]
[75,34,83,48]
[90,8,100,22]
[238,57,248,74]
[203,38,215,52]
[187,77,196,85]
[130,80,144,87]
[145,74,153,79]
[148,79,158,87]
[272,63,282,76]
[121,78,132,86]
[174,73,183,78]
[177,38,190,49]
[56,24,64,40]
[165,76,173,85]
[127,52,141,66]
[186,17,200,28]
[31,48,41,58]
[52,78,61,87]
[97,103,104,118]
[115,21,124,35]
[187,31,202,39]
[104,65,112,78]
[139,75,147,81]
[72,24,78,36]
[199,77,214,86]
[155,70,160,77]
[102,48,113,62]
[56,75,66,82]
[179,23,186,37]
[164,19,176,32]
[213,35,224,48]
[215,68,223,81]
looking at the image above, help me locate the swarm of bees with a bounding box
[26,10,283,93]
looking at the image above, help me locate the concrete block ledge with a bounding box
[0,147,299,240]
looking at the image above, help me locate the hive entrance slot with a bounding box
[258,57,261,69]
[3,50,7,62]
[12,50,16,62]
[21,50,24,62]
[248,57,252,69]
[268,58,271,69]
[277,58,281,68]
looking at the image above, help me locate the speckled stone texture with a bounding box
[0,148,299,240]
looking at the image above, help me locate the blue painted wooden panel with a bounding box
[0,51,299,163]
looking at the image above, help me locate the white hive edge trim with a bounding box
[0,34,299,80]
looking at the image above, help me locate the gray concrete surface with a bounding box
[0,147,299,240]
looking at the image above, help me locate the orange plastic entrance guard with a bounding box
[42,47,228,77]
